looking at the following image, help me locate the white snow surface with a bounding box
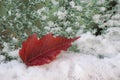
[0,27,120,80]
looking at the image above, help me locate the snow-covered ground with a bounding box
[0,27,120,80]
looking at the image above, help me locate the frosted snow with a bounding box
[0,27,120,80]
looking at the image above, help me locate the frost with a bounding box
[0,0,120,80]
[37,9,42,15]
[75,6,83,12]
[66,27,72,33]
[105,27,120,41]
[69,1,75,8]
[15,13,21,18]
[44,26,50,30]
[69,1,82,11]
[12,37,18,43]
[0,55,5,62]
[2,42,10,52]
[63,21,70,26]
[41,16,48,20]
[47,21,54,27]
[51,0,59,5]
[96,0,105,5]
[106,20,120,26]
[9,50,19,58]
[0,52,120,80]
[99,7,106,12]
[92,14,101,23]
[8,10,12,16]
[56,10,67,20]
[112,14,120,20]
[0,28,120,80]
[37,7,49,15]
[76,27,120,56]
[80,0,88,3]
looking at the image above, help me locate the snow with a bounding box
[75,6,83,12]
[66,27,72,33]
[69,1,83,11]
[92,14,101,23]
[106,20,120,26]
[99,7,106,12]
[51,0,59,5]
[0,27,120,80]
[0,55,5,62]
[76,27,120,56]
[69,1,75,8]
[96,0,105,5]
[56,10,67,20]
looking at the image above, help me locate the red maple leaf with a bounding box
[19,33,79,66]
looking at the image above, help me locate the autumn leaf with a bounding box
[19,33,79,66]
